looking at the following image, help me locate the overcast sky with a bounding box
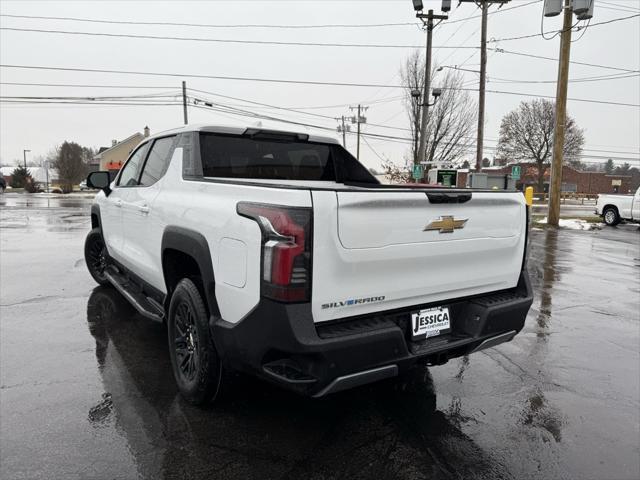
[1,0,638,171]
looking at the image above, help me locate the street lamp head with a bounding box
[410,89,421,99]
[441,0,451,12]
[432,87,442,98]
[412,0,424,12]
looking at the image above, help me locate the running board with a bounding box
[104,270,164,322]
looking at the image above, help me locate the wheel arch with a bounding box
[603,204,619,214]
[161,226,219,317]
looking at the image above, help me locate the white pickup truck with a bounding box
[84,124,533,404]
[596,187,640,226]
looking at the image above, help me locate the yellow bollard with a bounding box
[525,186,534,207]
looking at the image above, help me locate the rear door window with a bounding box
[139,136,176,186]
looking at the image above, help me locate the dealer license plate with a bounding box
[411,306,451,339]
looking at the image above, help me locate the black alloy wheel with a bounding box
[85,228,110,286]
[167,278,223,405]
[173,301,200,382]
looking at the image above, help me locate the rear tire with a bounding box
[603,207,620,226]
[167,278,222,405]
[84,228,110,286]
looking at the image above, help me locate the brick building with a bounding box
[456,163,640,194]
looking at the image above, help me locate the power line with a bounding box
[0,92,180,100]
[599,1,640,13]
[0,100,183,106]
[361,135,389,164]
[2,63,637,107]
[491,13,640,42]
[0,63,407,88]
[445,0,543,24]
[0,13,418,29]
[0,26,481,49]
[192,90,640,156]
[487,72,640,84]
[0,81,404,108]
[492,48,639,73]
[0,81,176,89]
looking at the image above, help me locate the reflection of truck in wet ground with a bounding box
[596,187,640,226]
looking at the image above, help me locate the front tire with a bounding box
[603,207,621,226]
[84,228,109,286]
[167,278,222,405]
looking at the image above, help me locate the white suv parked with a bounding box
[85,124,533,404]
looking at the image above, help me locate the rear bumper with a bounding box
[211,270,533,396]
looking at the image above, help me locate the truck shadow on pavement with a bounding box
[86,286,511,480]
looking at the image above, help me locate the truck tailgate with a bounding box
[311,190,527,323]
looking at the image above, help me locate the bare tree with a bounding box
[400,51,477,170]
[496,99,584,192]
[380,158,411,184]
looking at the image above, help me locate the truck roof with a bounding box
[146,123,341,145]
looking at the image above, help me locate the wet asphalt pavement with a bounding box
[1,193,639,480]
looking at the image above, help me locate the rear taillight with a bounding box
[237,202,312,302]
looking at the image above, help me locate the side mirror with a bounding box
[87,171,112,196]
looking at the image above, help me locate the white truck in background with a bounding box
[596,187,640,226]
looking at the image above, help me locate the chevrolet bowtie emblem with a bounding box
[424,216,468,233]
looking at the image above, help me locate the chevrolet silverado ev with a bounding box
[84,125,533,404]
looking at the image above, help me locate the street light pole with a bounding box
[23,149,30,168]
[415,9,448,167]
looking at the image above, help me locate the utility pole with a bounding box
[459,0,508,171]
[548,0,573,226]
[349,105,368,160]
[182,80,188,125]
[44,160,49,193]
[476,1,488,172]
[415,9,448,166]
[336,115,350,147]
[23,149,30,168]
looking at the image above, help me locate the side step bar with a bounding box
[104,270,164,322]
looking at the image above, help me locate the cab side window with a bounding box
[117,144,149,187]
[139,136,176,186]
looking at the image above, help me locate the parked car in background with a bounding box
[79,180,88,191]
[596,187,640,226]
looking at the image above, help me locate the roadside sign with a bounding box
[436,169,457,187]
[412,164,423,180]
[511,165,521,180]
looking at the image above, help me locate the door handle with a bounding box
[139,205,150,214]
[115,199,122,208]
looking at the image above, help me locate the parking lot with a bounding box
[1,193,639,480]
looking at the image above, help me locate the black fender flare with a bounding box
[91,204,102,230]
[161,226,218,316]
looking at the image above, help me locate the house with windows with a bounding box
[93,126,150,176]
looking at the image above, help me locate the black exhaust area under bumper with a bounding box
[210,271,533,396]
